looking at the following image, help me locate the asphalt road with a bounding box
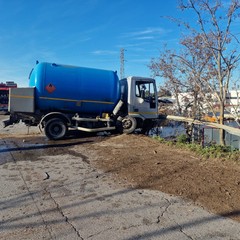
[1,116,240,240]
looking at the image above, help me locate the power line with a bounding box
[120,48,125,79]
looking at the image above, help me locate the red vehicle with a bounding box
[0,82,17,112]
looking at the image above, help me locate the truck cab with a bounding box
[119,76,158,133]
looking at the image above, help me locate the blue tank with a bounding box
[29,62,120,116]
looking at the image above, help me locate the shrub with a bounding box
[177,134,189,144]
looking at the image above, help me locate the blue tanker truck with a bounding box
[5,62,159,140]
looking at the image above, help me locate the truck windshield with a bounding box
[135,81,155,101]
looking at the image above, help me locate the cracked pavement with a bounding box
[1,120,240,239]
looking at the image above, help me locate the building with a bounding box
[226,90,240,115]
[167,90,240,119]
[0,81,17,111]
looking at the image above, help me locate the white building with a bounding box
[226,90,240,115]
[168,90,240,117]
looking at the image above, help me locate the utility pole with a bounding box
[120,48,125,79]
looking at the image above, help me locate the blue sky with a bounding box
[0,0,186,87]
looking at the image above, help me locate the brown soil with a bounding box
[89,134,240,222]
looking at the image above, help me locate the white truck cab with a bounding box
[119,76,158,133]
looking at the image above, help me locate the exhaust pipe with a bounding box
[2,119,13,128]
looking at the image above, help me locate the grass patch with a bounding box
[153,134,240,162]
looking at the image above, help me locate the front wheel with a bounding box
[44,118,67,140]
[122,116,137,134]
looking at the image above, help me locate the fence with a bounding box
[203,127,240,150]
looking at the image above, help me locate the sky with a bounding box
[0,0,238,89]
[0,0,188,87]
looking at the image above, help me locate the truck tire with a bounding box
[122,116,137,134]
[44,118,67,140]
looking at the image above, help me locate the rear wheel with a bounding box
[122,116,137,134]
[44,118,67,140]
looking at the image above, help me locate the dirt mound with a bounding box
[91,134,240,222]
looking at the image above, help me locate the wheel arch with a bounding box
[40,112,71,128]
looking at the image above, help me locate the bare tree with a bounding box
[150,0,240,145]
[149,49,186,115]
[149,35,211,118]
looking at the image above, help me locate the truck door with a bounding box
[132,80,158,118]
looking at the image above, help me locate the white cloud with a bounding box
[122,27,171,38]
[91,50,118,55]
[131,27,167,36]
[134,36,155,40]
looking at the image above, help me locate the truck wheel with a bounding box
[122,116,137,134]
[44,118,67,140]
